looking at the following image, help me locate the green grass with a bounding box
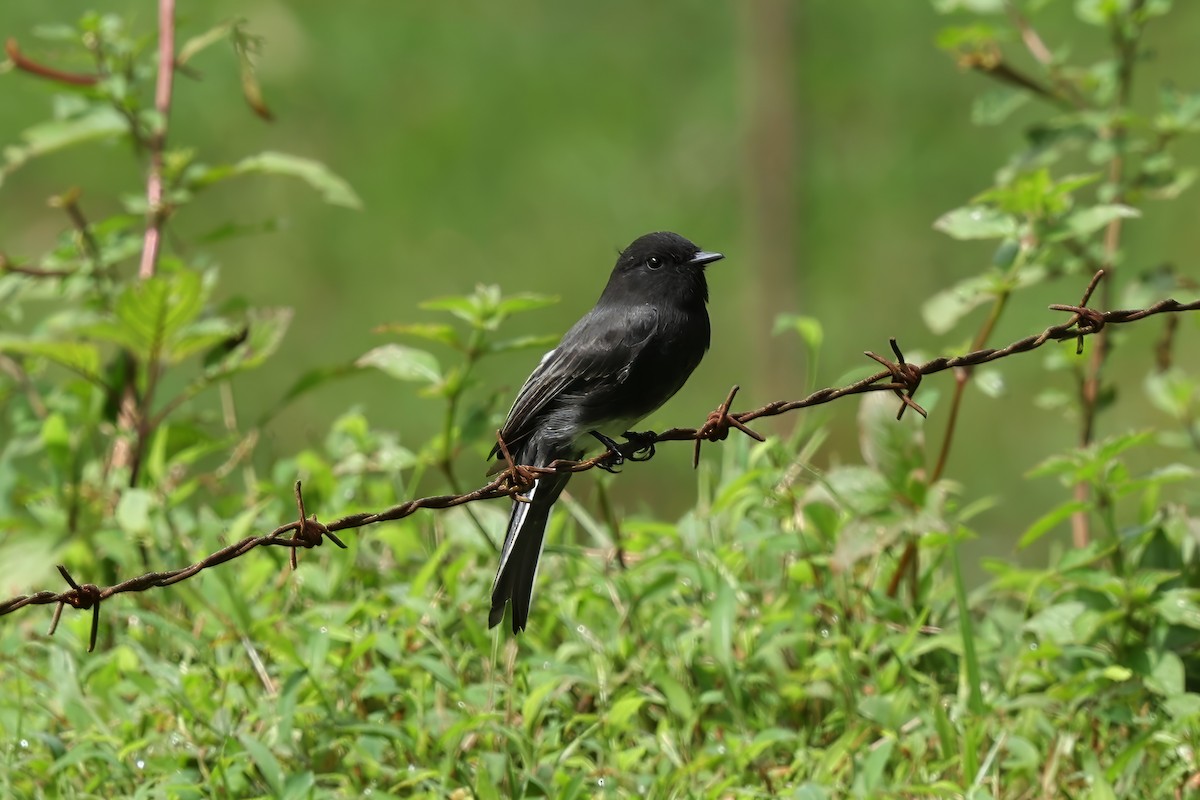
[2,420,1198,799]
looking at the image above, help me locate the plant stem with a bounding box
[1071,1,1146,547]
[931,288,1011,483]
[110,0,176,492]
[892,248,1023,601]
[138,0,176,280]
[437,331,497,553]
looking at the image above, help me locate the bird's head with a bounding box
[603,231,724,306]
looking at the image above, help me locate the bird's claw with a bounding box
[621,430,657,462]
[590,430,625,473]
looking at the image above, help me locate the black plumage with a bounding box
[488,231,724,633]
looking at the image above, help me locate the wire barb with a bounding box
[494,430,535,503]
[1,273,1197,649]
[865,338,927,420]
[1049,269,1108,354]
[47,565,102,652]
[692,385,766,469]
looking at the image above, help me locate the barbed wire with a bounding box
[2,270,1197,650]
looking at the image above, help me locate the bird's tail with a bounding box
[488,471,571,633]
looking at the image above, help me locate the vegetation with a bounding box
[1,2,1198,798]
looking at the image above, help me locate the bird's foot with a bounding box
[590,430,625,473]
[621,430,657,462]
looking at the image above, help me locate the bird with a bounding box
[487,231,724,633]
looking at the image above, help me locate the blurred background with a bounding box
[2,1,1198,564]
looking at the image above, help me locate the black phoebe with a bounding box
[488,231,724,633]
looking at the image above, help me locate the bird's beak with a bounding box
[688,250,724,267]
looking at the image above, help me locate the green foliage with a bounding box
[1,4,1199,800]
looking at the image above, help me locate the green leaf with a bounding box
[921,272,998,335]
[979,169,1099,217]
[177,21,234,65]
[933,0,1005,12]
[773,313,824,351]
[1024,601,1088,645]
[168,318,243,364]
[282,773,317,800]
[606,694,645,728]
[857,695,903,730]
[237,734,285,796]
[209,308,292,375]
[651,671,695,723]
[485,334,559,354]
[196,217,285,243]
[192,151,362,209]
[1144,369,1195,419]
[1145,651,1186,697]
[933,205,1018,240]
[41,412,70,451]
[1075,0,1127,26]
[1133,152,1196,201]
[1,106,128,182]
[357,344,441,383]
[858,393,924,492]
[1162,693,1200,721]
[1019,501,1088,548]
[521,677,561,734]
[851,737,895,795]
[374,322,462,349]
[1046,204,1140,241]
[0,337,104,384]
[972,369,1004,398]
[113,271,205,361]
[710,579,735,671]
[1083,753,1119,800]
[1095,430,1154,464]
[420,294,480,325]
[935,24,1005,52]
[972,88,1031,126]
[793,785,831,800]
[1156,85,1200,134]
[31,24,80,42]
[496,293,559,315]
[115,489,155,537]
[810,466,894,517]
[1154,589,1200,629]
[76,320,142,353]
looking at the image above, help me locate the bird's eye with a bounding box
[647,256,662,270]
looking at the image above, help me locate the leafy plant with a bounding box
[0,12,354,594]
[1,3,1199,800]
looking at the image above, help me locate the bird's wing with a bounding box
[492,303,659,459]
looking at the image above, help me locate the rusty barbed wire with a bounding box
[2,271,1197,649]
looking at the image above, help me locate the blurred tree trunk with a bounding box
[739,0,802,412]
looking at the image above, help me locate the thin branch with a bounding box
[50,189,103,268]
[3,275,1198,647]
[958,47,1085,112]
[4,38,100,86]
[1005,3,1053,66]
[0,253,74,278]
[1003,2,1092,110]
[137,0,177,280]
